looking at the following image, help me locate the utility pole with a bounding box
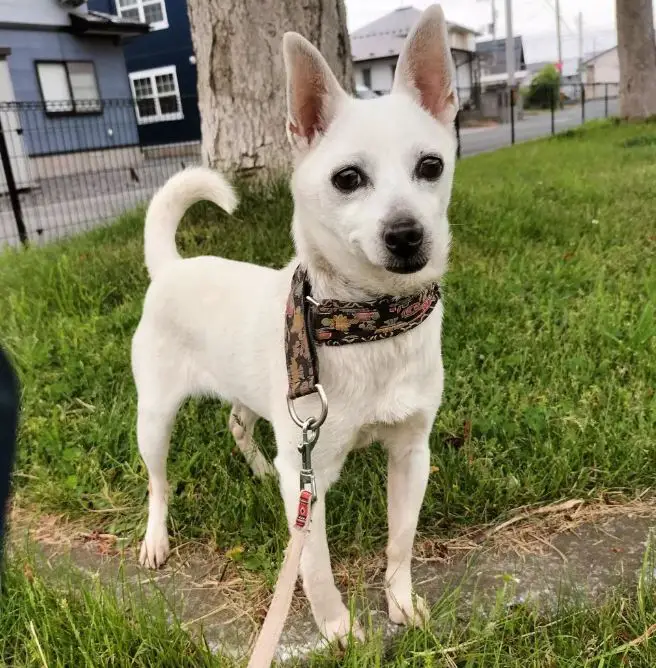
[491,0,497,39]
[555,0,563,71]
[477,0,497,40]
[578,12,584,70]
[505,0,515,87]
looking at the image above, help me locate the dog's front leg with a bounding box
[383,415,433,626]
[276,440,364,644]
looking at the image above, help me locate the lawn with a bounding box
[1,120,656,664]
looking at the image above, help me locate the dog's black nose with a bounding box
[383,219,424,258]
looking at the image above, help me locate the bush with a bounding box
[525,63,560,109]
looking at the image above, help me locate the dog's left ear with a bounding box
[282,32,348,151]
[392,4,459,125]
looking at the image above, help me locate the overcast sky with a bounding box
[345,0,622,63]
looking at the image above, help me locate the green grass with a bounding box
[1,554,218,667]
[2,120,656,572]
[4,549,656,666]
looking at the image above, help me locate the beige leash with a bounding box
[247,492,312,668]
[247,386,326,668]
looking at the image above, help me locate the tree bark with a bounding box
[616,0,656,119]
[187,0,352,175]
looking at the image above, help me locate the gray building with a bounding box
[0,0,147,190]
[477,36,526,77]
[351,6,480,105]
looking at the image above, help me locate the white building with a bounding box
[581,47,620,99]
[350,6,480,104]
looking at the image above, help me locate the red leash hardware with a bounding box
[295,489,313,529]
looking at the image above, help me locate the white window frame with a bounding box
[129,65,184,125]
[115,0,168,31]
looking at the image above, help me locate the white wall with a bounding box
[453,52,473,99]
[0,0,87,26]
[593,48,620,83]
[354,57,396,93]
[449,29,475,53]
[582,47,619,99]
[355,50,474,99]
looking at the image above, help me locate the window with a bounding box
[129,66,183,124]
[362,67,371,89]
[116,0,168,30]
[36,61,101,115]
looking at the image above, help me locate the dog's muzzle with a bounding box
[382,218,428,274]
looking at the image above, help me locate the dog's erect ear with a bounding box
[392,4,459,125]
[282,32,347,150]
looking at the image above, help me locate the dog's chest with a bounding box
[318,311,443,425]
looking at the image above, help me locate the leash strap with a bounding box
[286,265,441,400]
[247,491,312,668]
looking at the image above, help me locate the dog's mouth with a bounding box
[384,255,429,274]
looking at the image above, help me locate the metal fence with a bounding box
[0,85,620,248]
[0,98,201,248]
[455,82,620,158]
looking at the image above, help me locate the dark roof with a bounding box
[476,36,523,54]
[476,36,526,73]
[581,45,617,65]
[526,60,551,73]
[69,10,149,37]
[351,6,478,62]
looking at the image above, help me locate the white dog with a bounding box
[132,4,458,643]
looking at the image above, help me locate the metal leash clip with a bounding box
[287,384,328,505]
[298,418,319,502]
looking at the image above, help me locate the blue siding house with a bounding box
[88,0,200,147]
[0,0,148,187]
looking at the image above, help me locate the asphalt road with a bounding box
[459,97,619,156]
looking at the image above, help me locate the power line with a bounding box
[538,0,576,34]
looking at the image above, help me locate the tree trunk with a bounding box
[187,0,352,175]
[616,0,656,119]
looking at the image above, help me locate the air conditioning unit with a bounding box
[59,0,86,8]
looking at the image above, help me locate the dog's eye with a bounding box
[332,167,365,193]
[415,155,444,181]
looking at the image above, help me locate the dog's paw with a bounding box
[387,591,430,627]
[319,613,365,646]
[139,527,170,569]
[250,456,276,480]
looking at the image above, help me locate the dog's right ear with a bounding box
[282,32,347,152]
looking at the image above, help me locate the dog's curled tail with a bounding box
[144,167,238,280]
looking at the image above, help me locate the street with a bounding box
[460,98,619,156]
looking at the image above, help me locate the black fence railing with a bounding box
[0,86,620,248]
[455,82,620,158]
[0,98,201,248]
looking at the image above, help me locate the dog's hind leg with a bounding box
[137,390,181,569]
[229,402,275,478]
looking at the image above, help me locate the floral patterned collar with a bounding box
[285,265,441,400]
